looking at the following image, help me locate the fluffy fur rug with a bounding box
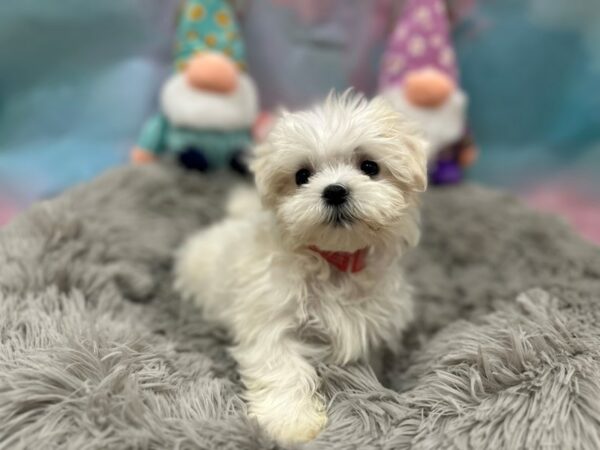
[1,164,599,449]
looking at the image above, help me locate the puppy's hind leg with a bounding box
[233,331,327,444]
[174,227,224,311]
[226,184,262,219]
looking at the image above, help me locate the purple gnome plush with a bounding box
[379,0,477,185]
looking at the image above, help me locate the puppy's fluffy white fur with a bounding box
[175,92,427,444]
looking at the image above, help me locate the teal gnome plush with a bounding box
[131,0,258,173]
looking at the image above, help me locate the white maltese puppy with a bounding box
[175,92,427,444]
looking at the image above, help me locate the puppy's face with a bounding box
[251,93,427,252]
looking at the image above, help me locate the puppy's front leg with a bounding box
[233,332,327,444]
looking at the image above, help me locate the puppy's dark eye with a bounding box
[360,160,379,177]
[295,168,312,186]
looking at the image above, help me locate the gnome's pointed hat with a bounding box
[175,0,247,71]
[379,0,458,90]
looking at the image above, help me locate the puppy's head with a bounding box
[251,92,427,252]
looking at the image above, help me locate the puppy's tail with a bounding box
[226,185,262,219]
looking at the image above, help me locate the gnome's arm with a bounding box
[456,131,478,168]
[131,114,169,164]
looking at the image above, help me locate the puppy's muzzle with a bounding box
[322,184,349,207]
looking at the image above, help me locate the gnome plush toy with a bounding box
[131,0,258,173]
[379,0,476,184]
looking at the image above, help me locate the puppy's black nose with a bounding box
[322,184,349,206]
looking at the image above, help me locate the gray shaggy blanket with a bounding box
[1,164,599,450]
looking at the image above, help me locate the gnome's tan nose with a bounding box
[403,68,455,108]
[185,51,239,93]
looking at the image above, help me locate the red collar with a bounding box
[308,246,368,273]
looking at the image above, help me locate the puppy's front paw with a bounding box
[255,397,327,444]
[275,403,327,444]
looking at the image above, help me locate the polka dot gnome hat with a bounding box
[175,0,246,71]
[379,0,458,90]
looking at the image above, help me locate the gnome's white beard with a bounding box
[382,87,467,160]
[161,72,258,131]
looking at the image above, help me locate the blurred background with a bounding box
[0,0,598,242]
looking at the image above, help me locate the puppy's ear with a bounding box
[250,109,295,207]
[391,131,428,193]
[250,141,279,208]
[370,97,428,193]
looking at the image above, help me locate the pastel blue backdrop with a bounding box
[0,0,598,206]
[0,0,178,202]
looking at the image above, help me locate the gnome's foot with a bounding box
[430,159,463,185]
[230,151,250,176]
[178,148,209,172]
